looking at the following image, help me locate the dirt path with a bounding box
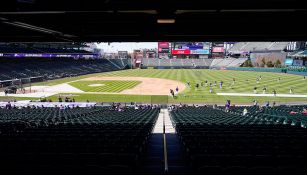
[83,76,186,95]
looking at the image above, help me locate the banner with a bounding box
[284,58,293,65]
[0,53,99,58]
[158,42,170,53]
[212,47,225,53]
[172,50,191,54]
[293,59,303,66]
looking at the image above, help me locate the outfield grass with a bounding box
[69,80,141,92]
[31,69,307,104]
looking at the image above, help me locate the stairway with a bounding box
[141,108,189,175]
[164,109,189,175]
[141,109,165,175]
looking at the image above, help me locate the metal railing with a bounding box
[163,110,169,174]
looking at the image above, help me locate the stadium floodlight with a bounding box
[157,19,175,24]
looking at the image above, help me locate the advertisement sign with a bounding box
[284,58,293,65]
[158,42,170,53]
[172,50,191,54]
[293,59,303,66]
[212,47,225,53]
[191,50,210,54]
[0,53,98,58]
[212,42,224,47]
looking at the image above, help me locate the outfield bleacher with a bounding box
[142,58,248,68]
[170,106,307,174]
[229,42,289,53]
[0,106,159,174]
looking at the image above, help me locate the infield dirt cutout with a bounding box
[82,77,186,95]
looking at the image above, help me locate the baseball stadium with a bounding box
[1,42,307,105]
[1,1,307,175]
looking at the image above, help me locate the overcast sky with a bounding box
[96,42,157,53]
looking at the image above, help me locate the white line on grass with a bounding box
[217,93,307,98]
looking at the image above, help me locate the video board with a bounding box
[172,42,210,55]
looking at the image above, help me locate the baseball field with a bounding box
[1,69,307,104]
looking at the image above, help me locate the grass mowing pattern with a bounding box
[32,69,307,104]
[69,80,141,93]
[98,69,307,95]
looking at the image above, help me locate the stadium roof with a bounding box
[1,0,307,42]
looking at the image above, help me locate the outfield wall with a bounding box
[226,67,307,76]
[141,66,210,69]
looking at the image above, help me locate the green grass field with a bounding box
[6,69,307,104]
[69,80,141,92]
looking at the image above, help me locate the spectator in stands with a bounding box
[243,108,248,116]
[213,104,217,109]
[5,101,12,109]
[289,111,298,114]
[272,101,276,107]
[302,109,307,114]
[134,105,139,110]
[59,105,65,110]
[225,100,231,112]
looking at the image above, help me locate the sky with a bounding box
[96,42,157,53]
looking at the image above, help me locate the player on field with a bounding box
[220,81,223,89]
[273,89,277,96]
[195,83,199,90]
[290,87,293,94]
[254,87,257,94]
[262,86,267,94]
